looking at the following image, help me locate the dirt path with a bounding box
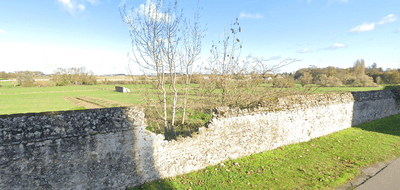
[77,95,134,107]
[63,96,103,109]
[63,96,134,109]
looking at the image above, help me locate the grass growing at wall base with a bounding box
[127,113,400,190]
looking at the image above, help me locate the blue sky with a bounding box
[0,0,399,75]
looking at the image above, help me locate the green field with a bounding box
[0,83,142,115]
[0,81,389,115]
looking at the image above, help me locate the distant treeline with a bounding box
[0,71,45,79]
[0,67,97,87]
[285,59,399,87]
[1,59,399,88]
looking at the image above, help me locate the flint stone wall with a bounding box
[0,107,146,190]
[136,90,399,179]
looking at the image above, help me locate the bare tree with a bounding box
[206,18,243,106]
[205,18,300,107]
[121,0,204,135]
[179,4,204,125]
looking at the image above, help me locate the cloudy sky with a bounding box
[0,0,399,75]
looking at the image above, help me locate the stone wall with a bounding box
[351,90,398,125]
[0,107,146,189]
[0,90,399,189]
[136,90,399,179]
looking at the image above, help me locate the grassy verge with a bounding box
[128,113,400,190]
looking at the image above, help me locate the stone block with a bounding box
[115,86,131,93]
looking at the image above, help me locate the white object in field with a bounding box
[115,86,131,93]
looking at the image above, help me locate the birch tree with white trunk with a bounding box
[120,0,204,136]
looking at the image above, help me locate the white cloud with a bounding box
[58,0,74,13]
[239,11,264,19]
[324,43,347,50]
[86,0,98,5]
[377,14,398,25]
[296,49,312,54]
[58,0,90,16]
[128,0,171,22]
[349,22,375,33]
[350,14,397,34]
[0,29,7,34]
[78,4,85,11]
[268,56,281,61]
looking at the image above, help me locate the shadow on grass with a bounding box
[352,113,400,137]
[352,85,400,136]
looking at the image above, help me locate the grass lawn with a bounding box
[0,84,143,115]
[128,113,400,190]
[312,86,386,94]
[0,82,391,116]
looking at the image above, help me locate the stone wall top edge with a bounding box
[0,106,144,146]
[213,90,395,119]
[0,106,136,118]
[351,90,396,102]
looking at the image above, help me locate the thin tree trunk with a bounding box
[171,72,177,135]
[160,71,168,135]
[181,74,190,125]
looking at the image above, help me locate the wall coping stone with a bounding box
[212,90,398,119]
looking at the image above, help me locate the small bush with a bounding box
[298,72,313,87]
[382,69,400,84]
[33,81,51,87]
[16,71,35,87]
[100,80,131,85]
[263,79,273,84]
[328,77,343,87]
[315,74,329,87]
[52,67,97,86]
[347,75,377,87]
[190,73,204,84]
[100,78,109,85]
[272,78,295,88]
[376,76,382,84]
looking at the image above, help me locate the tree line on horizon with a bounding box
[0,67,97,87]
[274,59,400,88]
[1,59,399,88]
